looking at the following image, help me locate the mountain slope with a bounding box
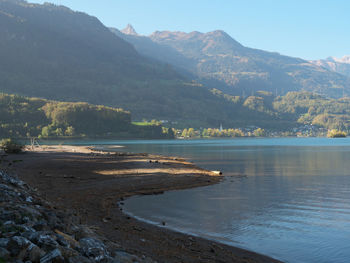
[311,56,350,78]
[0,0,293,128]
[113,26,350,98]
[0,0,216,123]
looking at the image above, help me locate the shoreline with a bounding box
[2,145,283,263]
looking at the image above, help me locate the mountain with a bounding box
[311,56,350,78]
[113,26,350,98]
[0,0,292,128]
[121,24,138,36]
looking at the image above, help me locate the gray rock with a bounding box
[6,236,31,256]
[20,225,36,233]
[0,238,9,247]
[40,248,64,263]
[59,247,79,258]
[55,235,69,248]
[3,220,16,226]
[33,220,50,232]
[36,235,59,251]
[79,238,110,261]
[0,171,24,187]
[0,210,21,222]
[0,183,12,191]
[0,171,148,263]
[18,205,43,219]
[28,244,45,263]
[23,231,51,244]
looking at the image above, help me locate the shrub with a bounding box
[0,138,24,153]
[327,129,347,138]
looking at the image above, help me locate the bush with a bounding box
[327,129,347,138]
[0,138,24,153]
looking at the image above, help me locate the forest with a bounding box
[0,93,173,139]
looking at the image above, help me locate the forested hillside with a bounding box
[0,0,290,127]
[0,93,173,139]
[274,92,350,130]
[1,1,349,133]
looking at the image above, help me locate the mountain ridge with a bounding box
[311,56,350,77]
[113,25,350,98]
[0,0,291,128]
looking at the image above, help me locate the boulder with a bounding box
[79,238,110,261]
[6,236,32,257]
[36,235,59,251]
[40,248,64,263]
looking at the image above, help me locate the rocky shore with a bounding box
[0,146,282,263]
[0,169,155,263]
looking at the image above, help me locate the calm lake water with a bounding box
[56,138,350,263]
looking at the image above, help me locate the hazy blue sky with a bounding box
[28,0,350,60]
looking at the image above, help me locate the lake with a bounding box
[56,137,350,263]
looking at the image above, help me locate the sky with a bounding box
[28,0,350,60]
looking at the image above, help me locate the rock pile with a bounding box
[0,170,155,263]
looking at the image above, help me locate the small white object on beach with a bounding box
[212,171,222,175]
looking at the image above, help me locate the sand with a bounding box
[1,145,282,263]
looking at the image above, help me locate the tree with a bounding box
[65,126,75,136]
[253,128,266,137]
[327,129,347,138]
[187,128,196,137]
[41,126,52,138]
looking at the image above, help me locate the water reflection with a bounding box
[120,138,350,263]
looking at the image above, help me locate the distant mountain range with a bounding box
[112,25,350,98]
[310,56,350,78]
[0,0,288,128]
[1,0,350,130]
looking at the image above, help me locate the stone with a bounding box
[25,231,52,241]
[33,221,50,232]
[54,230,80,249]
[36,235,59,251]
[28,244,45,263]
[0,238,9,247]
[56,235,69,248]
[79,238,110,261]
[6,236,31,256]
[40,248,64,263]
[59,247,79,258]
[26,196,33,203]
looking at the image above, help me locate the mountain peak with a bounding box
[335,55,350,64]
[121,24,138,36]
